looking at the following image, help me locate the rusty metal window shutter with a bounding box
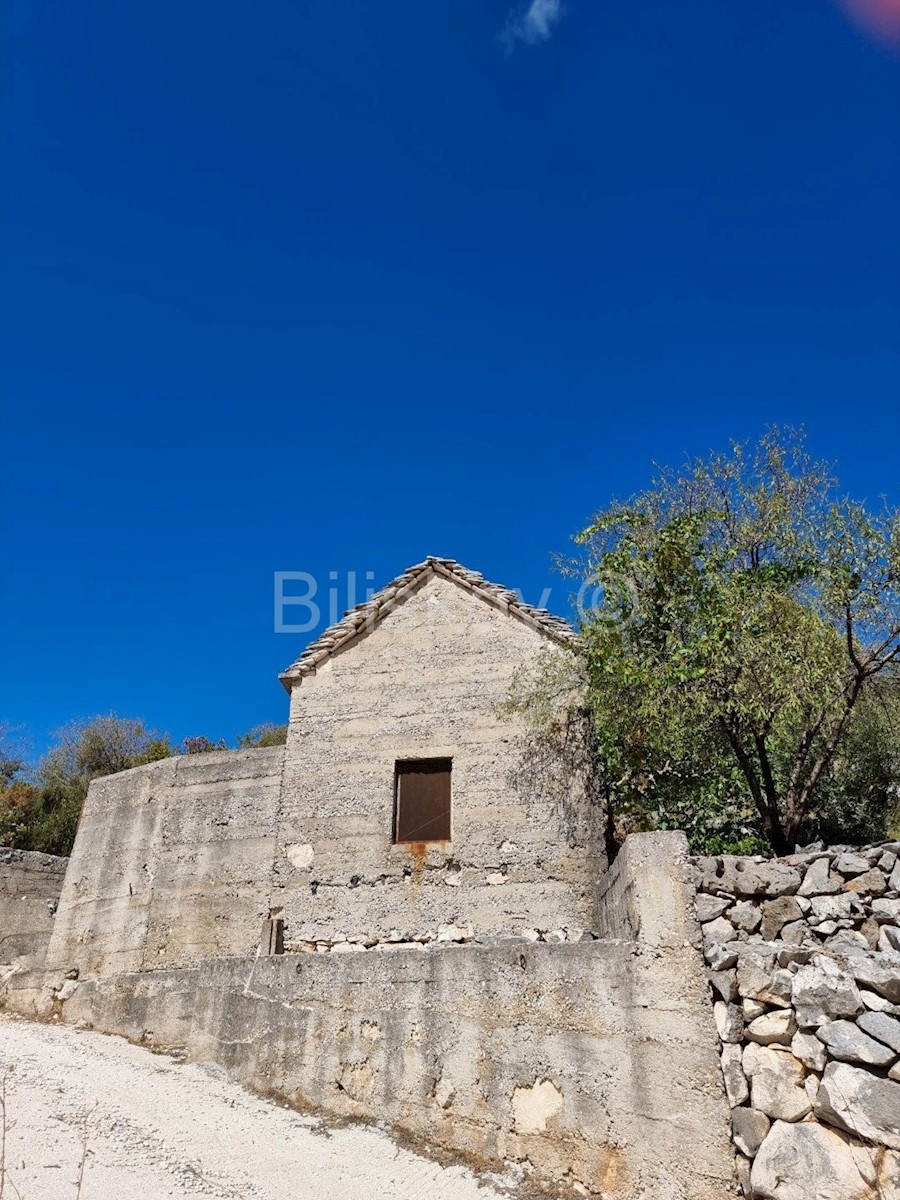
[394,759,452,843]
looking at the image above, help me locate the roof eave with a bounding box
[277,556,580,691]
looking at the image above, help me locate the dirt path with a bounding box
[0,1016,511,1200]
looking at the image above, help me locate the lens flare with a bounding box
[837,0,900,46]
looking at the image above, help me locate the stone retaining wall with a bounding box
[2,832,735,1200]
[0,848,68,964]
[692,842,900,1199]
[30,940,732,1200]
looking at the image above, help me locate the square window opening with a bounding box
[393,758,452,843]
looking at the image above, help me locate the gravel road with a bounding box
[0,1016,510,1200]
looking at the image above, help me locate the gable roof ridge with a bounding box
[278,555,578,690]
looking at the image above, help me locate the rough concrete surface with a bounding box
[2,832,735,1200]
[44,747,285,979]
[0,850,68,964]
[0,1016,514,1200]
[11,945,733,1196]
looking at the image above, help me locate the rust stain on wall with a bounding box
[596,1145,628,1195]
[406,841,428,900]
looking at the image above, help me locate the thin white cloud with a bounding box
[502,0,564,51]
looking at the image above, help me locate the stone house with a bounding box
[42,556,606,976]
[274,555,605,947]
[5,558,897,1198]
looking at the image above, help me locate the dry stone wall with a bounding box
[692,841,900,1199]
[0,849,68,964]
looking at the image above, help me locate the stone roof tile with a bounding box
[279,556,578,690]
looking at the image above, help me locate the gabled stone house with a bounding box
[274,556,604,947]
[44,557,605,975]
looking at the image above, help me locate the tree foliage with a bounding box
[503,431,900,854]
[236,723,288,748]
[48,715,172,779]
[568,430,900,853]
[180,735,227,754]
[0,716,171,856]
[0,714,289,856]
[813,681,900,847]
[0,732,24,789]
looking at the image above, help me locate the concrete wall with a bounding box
[44,747,284,977]
[15,833,733,1200]
[597,828,703,951]
[276,572,604,944]
[0,849,68,964]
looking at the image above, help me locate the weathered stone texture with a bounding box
[44,747,285,977]
[816,1062,900,1150]
[751,1119,877,1200]
[275,572,604,944]
[46,939,734,1200]
[0,849,68,963]
[693,839,900,1198]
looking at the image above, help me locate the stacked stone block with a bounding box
[692,842,900,1199]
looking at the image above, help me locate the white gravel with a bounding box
[0,1016,511,1200]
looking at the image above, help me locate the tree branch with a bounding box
[862,621,900,672]
[864,638,900,677]
[794,676,866,832]
[719,716,787,850]
[754,733,779,811]
[784,711,826,810]
[845,602,863,673]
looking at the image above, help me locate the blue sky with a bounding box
[2,0,899,758]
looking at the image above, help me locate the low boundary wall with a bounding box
[2,833,735,1199]
[692,841,900,1199]
[50,940,732,1199]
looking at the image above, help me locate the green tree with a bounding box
[21,762,89,857]
[0,780,45,848]
[50,715,171,779]
[0,731,24,788]
[236,723,288,748]
[812,678,900,845]
[556,430,900,854]
[180,735,227,754]
[0,716,171,856]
